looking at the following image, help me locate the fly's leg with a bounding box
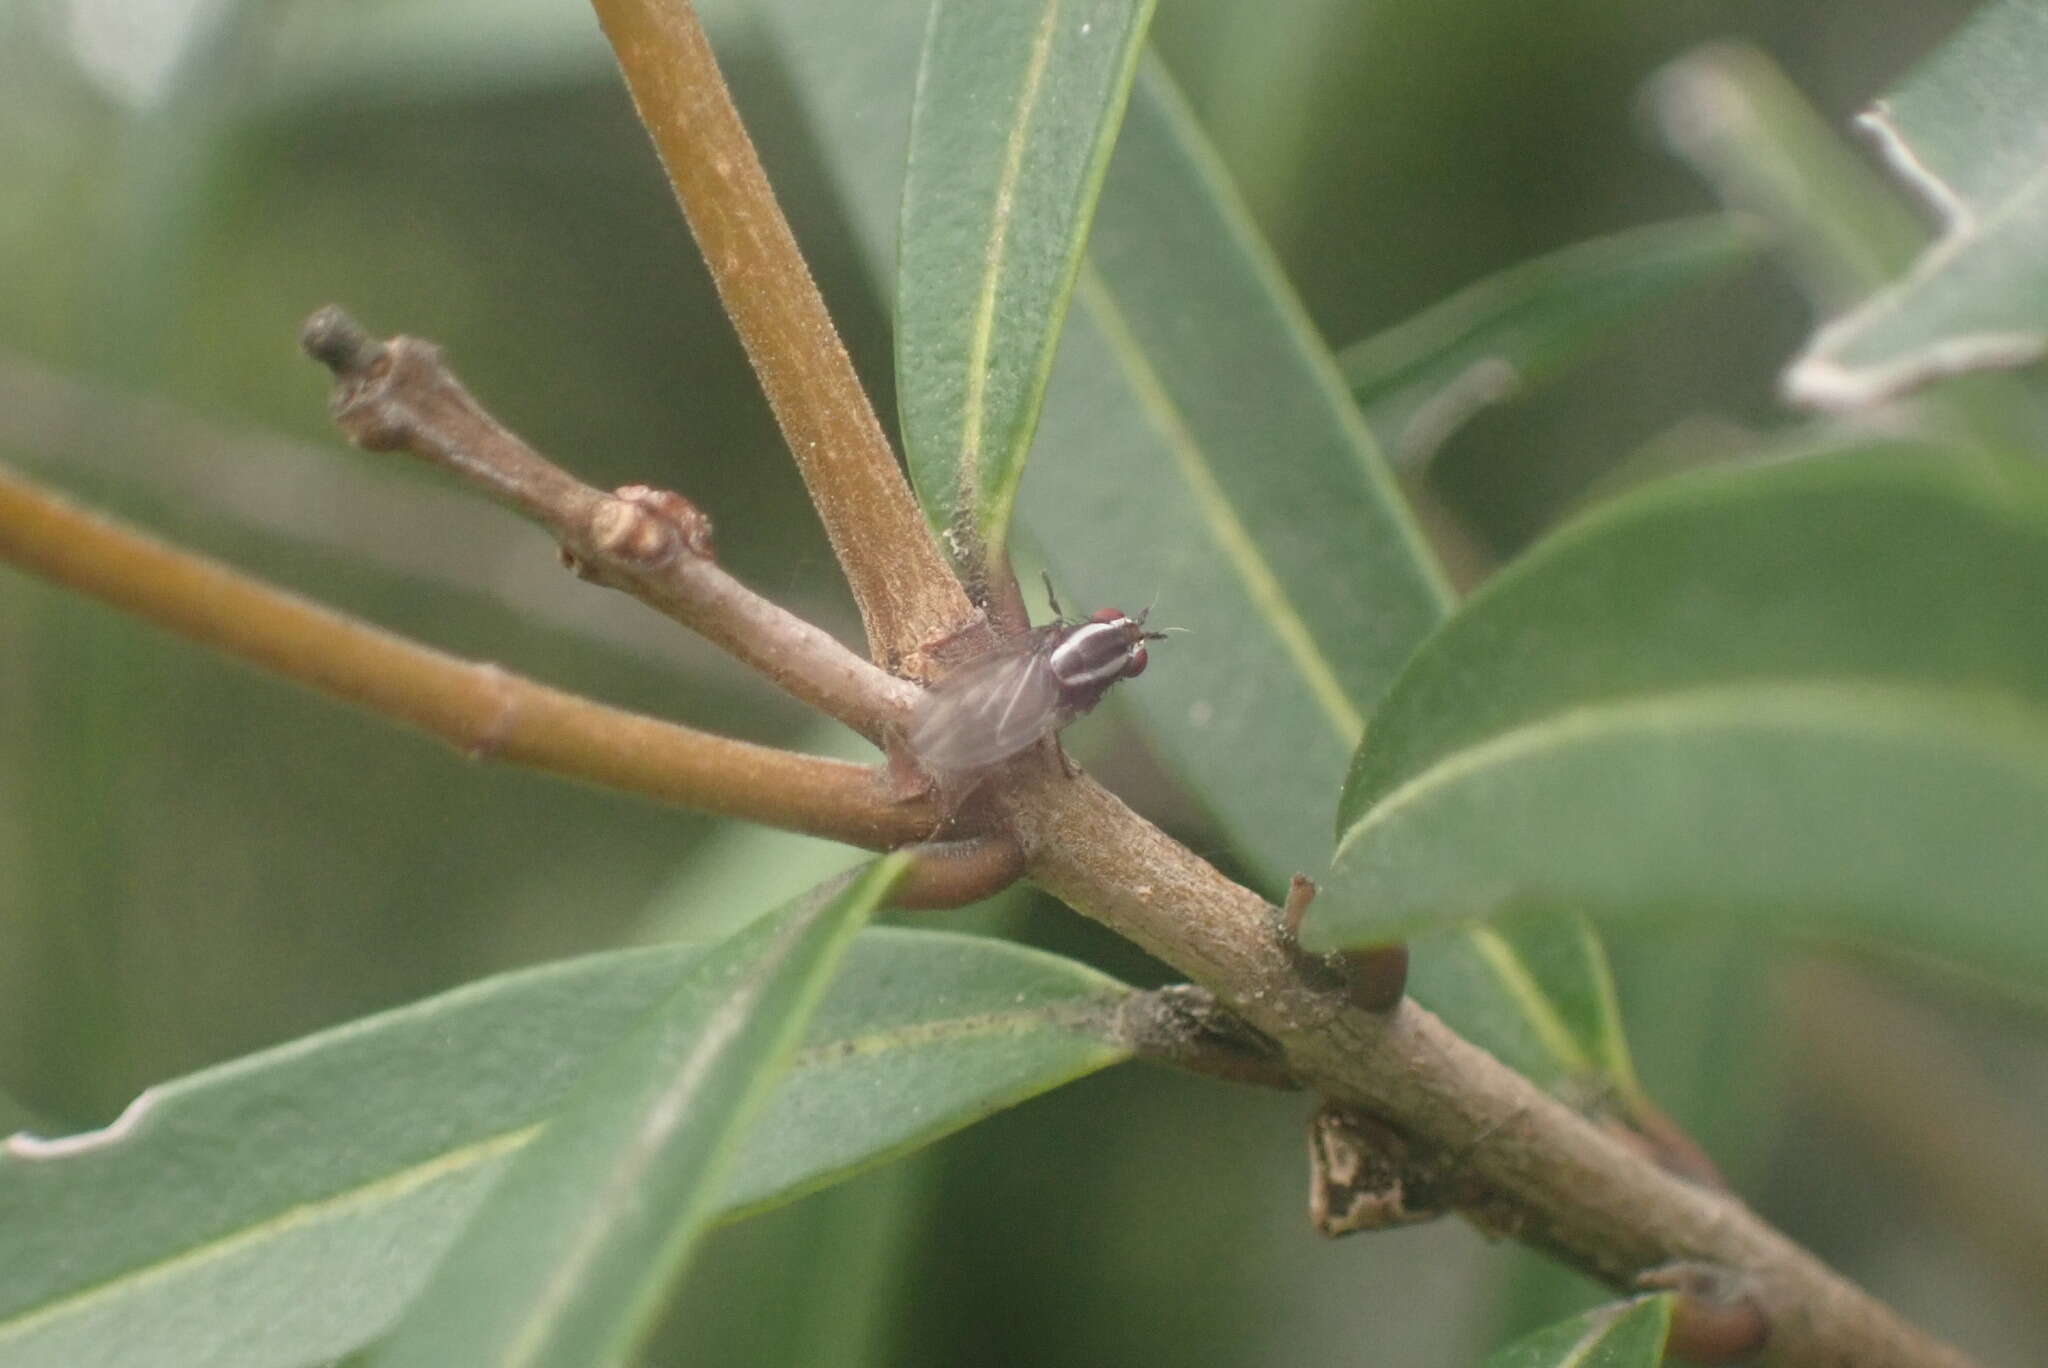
[1040,570,1066,624]
[1039,733,1078,779]
[884,728,936,802]
[918,608,998,675]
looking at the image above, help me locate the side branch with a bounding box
[1009,769,1977,1368]
[300,307,916,740]
[0,462,935,850]
[588,0,971,669]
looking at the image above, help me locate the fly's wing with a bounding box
[907,638,1062,774]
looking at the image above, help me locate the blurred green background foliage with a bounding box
[3,1,2041,1363]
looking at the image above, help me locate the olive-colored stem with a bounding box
[0,461,934,850]
[587,0,971,671]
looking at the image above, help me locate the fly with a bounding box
[907,585,1167,781]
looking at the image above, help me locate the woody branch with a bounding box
[587,2,1981,1363]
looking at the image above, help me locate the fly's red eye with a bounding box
[1090,607,1125,624]
[1124,645,1148,677]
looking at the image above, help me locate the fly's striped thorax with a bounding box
[1047,619,1140,691]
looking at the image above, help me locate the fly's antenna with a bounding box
[1136,593,1183,640]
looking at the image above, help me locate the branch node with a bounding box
[1636,1262,1771,1363]
[1280,873,1316,936]
[463,662,523,762]
[1308,1104,1450,1236]
[887,833,1025,909]
[1276,875,1408,1012]
[1117,985,1295,1090]
[1339,943,1411,1014]
[299,304,385,376]
[1306,1102,1539,1242]
[295,308,916,738]
[302,307,432,455]
[594,484,717,565]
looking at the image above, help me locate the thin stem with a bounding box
[0,461,934,850]
[0,346,737,676]
[301,307,917,740]
[588,0,971,670]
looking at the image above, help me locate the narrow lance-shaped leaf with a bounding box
[1337,215,1760,470]
[365,863,899,1366]
[1785,1,2048,408]
[1482,1295,1674,1368]
[1406,908,1641,1105]
[757,5,1450,880]
[1023,60,1453,884]
[1023,66,1645,1100]
[749,0,1639,1102]
[0,928,1130,1368]
[372,857,948,1367]
[1312,442,2048,993]
[897,0,1157,575]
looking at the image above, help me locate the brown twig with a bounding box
[300,307,916,740]
[1004,767,1976,1368]
[587,0,971,671]
[0,347,772,684]
[0,461,933,850]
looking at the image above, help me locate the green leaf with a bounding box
[898,0,1156,567]
[1406,908,1640,1104]
[747,0,1636,1101]
[756,1,1450,885]
[1314,442,2048,989]
[0,1088,43,1137]
[0,927,1130,1368]
[1337,216,1761,470]
[1482,1295,1674,1368]
[1027,68,1648,1103]
[720,922,1130,1219]
[1024,61,1453,885]
[1784,2,2048,408]
[369,855,937,1367]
